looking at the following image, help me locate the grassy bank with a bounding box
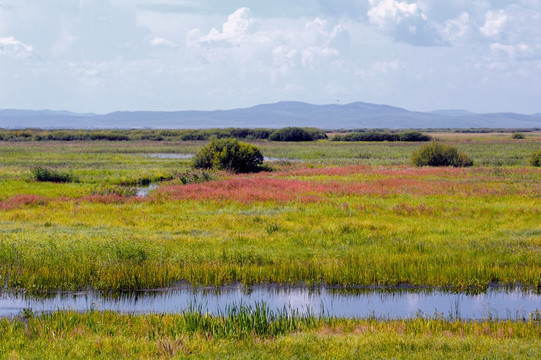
[1,309,540,359]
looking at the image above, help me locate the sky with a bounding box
[0,0,540,114]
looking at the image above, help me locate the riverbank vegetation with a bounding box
[1,309,540,359]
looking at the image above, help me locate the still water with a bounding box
[141,153,193,159]
[139,153,298,162]
[1,285,540,320]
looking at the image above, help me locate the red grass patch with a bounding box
[153,176,451,204]
[154,177,326,203]
[153,165,540,204]
[0,194,50,210]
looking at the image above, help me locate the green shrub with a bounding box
[412,142,473,167]
[399,131,432,142]
[511,133,525,139]
[331,131,430,142]
[32,166,77,183]
[269,127,327,142]
[192,138,264,173]
[332,132,399,142]
[530,150,541,167]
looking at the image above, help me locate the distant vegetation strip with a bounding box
[0,128,435,142]
[0,127,327,142]
[336,128,541,133]
[2,127,540,142]
[1,127,541,143]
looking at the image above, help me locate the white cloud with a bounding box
[367,0,424,28]
[272,45,298,64]
[150,37,175,47]
[0,36,37,59]
[367,0,444,46]
[196,7,256,46]
[355,60,400,78]
[490,42,535,60]
[304,18,342,45]
[301,47,339,68]
[440,12,473,43]
[188,8,344,71]
[480,10,509,37]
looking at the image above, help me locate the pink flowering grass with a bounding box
[154,165,541,204]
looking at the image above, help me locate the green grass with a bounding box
[1,194,540,292]
[0,310,540,359]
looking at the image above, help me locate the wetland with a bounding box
[0,132,540,358]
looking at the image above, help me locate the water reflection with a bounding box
[264,157,300,162]
[140,153,194,159]
[135,183,157,197]
[1,285,540,319]
[138,153,299,162]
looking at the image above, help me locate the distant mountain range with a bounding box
[1,101,541,129]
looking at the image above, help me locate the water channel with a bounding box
[1,286,540,320]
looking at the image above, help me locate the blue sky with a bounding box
[1,0,540,114]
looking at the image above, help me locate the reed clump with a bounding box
[31,166,77,183]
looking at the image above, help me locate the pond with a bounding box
[1,285,540,320]
[140,153,194,159]
[138,153,299,162]
[135,183,158,197]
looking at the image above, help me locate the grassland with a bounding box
[0,137,540,292]
[1,134,540,357]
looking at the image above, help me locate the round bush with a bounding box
[530,150,541,167]
[192,138,264,173]
[511,133,525,139]
[412,142,473,167]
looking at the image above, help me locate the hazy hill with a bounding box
[1,101,541,129]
